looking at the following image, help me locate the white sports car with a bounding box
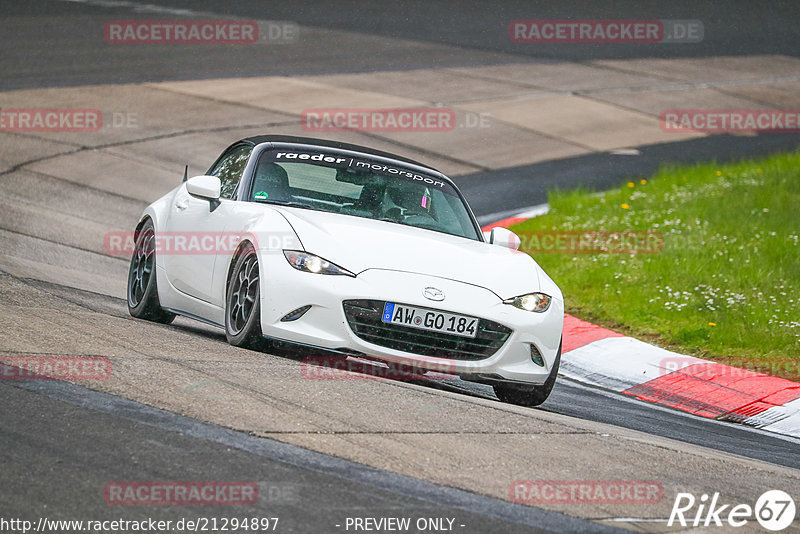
[127,136,563,406]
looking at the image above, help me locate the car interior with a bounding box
[248,159,479,239]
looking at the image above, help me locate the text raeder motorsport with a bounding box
[273,152,447,188]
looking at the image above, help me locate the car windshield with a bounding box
[250,149,481,240]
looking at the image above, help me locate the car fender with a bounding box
[529,257,564,304]
[132,184,188,316]
[134,184,182,238]
[214,204,304,307]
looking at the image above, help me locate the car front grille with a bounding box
[342,299,511,361]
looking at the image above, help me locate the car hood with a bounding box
[275,207,547,299]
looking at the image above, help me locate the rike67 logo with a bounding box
[669,490,796,531]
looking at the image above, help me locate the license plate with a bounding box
[381,302,477,338]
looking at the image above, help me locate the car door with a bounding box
[163,144,253,306]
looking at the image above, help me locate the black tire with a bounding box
[225,242,263,348]
[127,219,175,324]
[493,338,562,407]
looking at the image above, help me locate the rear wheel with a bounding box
[493,339,561,407]
[127,219,175,324]
[225,242,263,348]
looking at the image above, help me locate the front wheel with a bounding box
[127,219,175,324]
[493,338,561,407]
[225,242,263,348]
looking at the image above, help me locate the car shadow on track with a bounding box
[264,347,504,404]
[152,311,513,406]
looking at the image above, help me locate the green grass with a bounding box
[512,151,800,378]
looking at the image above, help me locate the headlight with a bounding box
[283,250,355,277]
[504,292,552,313]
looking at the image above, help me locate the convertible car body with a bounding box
[127,136,563,406]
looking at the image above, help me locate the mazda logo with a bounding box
[423,287,445,301]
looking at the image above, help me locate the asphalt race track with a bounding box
[1,1,799,533]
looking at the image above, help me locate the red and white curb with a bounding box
[481,204,550,232]
[559,316,800,438]
[483,210,800,439]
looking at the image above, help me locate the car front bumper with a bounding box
[259,256,564,385]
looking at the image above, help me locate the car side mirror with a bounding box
[488,227,521,250]
[186,175,221,211]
